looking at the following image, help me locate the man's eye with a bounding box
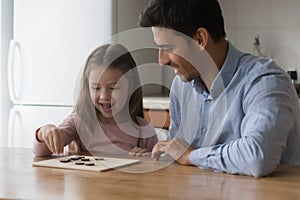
[160,46,172,52]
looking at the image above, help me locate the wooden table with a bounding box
[1,147,300,200]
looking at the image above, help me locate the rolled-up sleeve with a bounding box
[189,71,297,177]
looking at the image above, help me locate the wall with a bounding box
[220,0,300,79]
[116,0,173,96]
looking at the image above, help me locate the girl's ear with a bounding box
[193,28,208,49]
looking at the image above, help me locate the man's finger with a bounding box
[151,141,169,160]
[161,138,190,160]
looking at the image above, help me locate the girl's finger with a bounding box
[128,147,140,155]
[142,152,151,156]
[47,137,55,154]
[135,148,147,156]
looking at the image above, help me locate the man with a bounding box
[138,0,300,177]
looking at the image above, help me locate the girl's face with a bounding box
[88,66,130,123]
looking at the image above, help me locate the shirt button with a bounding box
[202,128,207,133]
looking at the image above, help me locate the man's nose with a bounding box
[158,48,170,66]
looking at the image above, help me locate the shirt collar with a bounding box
[189,41,243,99]
[210,41,242,98]
[190,77,211,98]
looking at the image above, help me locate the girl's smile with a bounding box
[100,103,113,113]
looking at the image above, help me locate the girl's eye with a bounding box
[110,86,120,90]
[91,87,100,90]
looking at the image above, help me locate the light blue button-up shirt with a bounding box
[168,41,300,177]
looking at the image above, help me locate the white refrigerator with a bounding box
[3,0,152,148]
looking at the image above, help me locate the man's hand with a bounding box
[151,138,194,165]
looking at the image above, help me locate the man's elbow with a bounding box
[247,157,278,177]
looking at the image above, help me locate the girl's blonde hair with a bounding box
[75,44,144,128]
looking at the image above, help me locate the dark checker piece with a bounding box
[59,158,71,163]
[75,161,85,165]
[70,156,80,160]
[85,162,95,166]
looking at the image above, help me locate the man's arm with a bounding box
[189,74,297,177]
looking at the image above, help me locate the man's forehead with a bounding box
[152,27,178,45]
[152,27,176,35]
[151,27,193,47]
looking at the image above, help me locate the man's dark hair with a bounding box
[138,0,226,42]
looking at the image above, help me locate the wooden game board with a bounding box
[32,155,140,172]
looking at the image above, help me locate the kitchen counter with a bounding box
[293,83,300,97]
[143,97,169,110]
[143,97,170,129]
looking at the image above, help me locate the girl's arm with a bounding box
[33,124,73,156]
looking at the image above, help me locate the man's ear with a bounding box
[193,28,208,49]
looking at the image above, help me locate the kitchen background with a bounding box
[0,0,170,147]
[220,0,300,72]
[1,0,300,147]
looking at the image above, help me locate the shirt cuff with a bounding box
[35,127,43,143]
[189,146,213,168]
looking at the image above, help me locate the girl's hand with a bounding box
[38,125,66,155]
[128,147,151,156]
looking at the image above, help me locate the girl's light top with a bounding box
[33,114,158,156]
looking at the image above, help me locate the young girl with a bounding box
[33,44,158,156]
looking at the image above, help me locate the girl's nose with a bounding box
[99,89,110,101]
[158,48,170,66]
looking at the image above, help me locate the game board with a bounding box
[32,155,140,172]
